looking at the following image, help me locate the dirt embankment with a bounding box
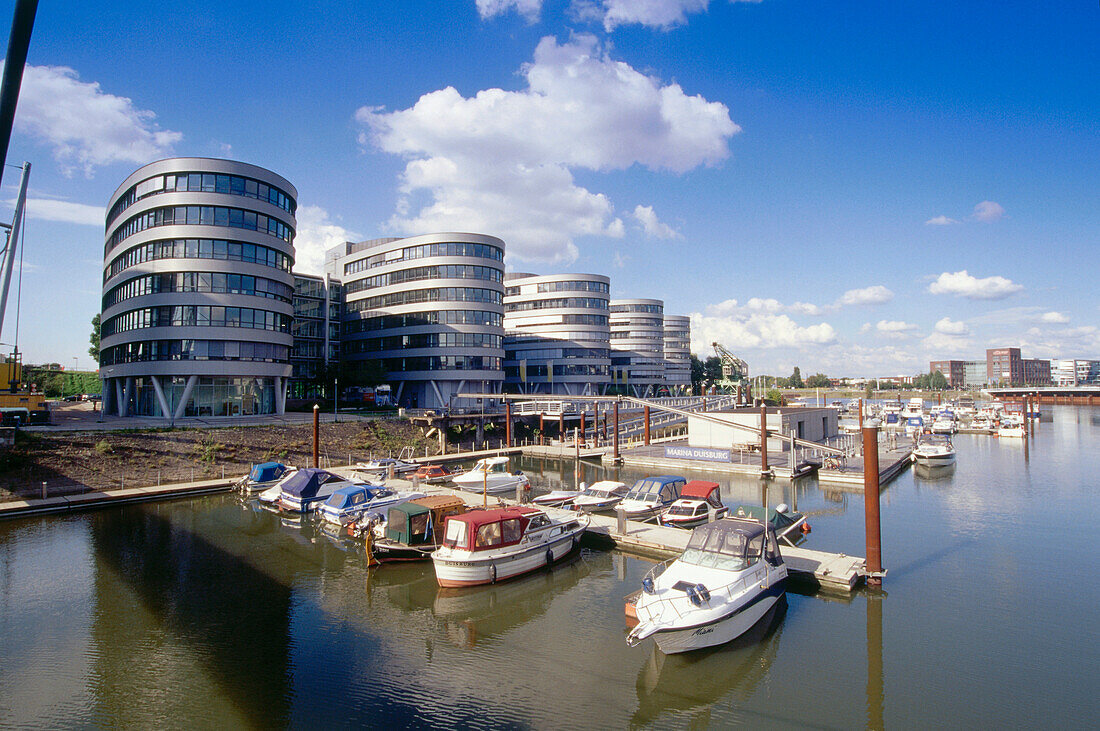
[0,420,445,502]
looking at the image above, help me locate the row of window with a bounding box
[504,364,611,378]
[104,272,294,309]
[610,332,664,341]
[103,306,290,337]
[344,264,503,294]
[292,320,340,340]
[109,171,296,225]
[294,278,342,300]
[293,299,340,319]
[344,309,502,335]
[345,287,502,312]
[505,279,609,296]
[504,297,609,313]
[507,314,610,328]
[107,205,293,254]
[505,331,610,345]
[105,238,292,282]
[101,339,289,366]
[342,241,504,276]
[610,304,663,314]
[505,347,610,360]
[344,332,502,354]
[344,355,503,372]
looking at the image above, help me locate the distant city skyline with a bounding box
[1,0,1096,376]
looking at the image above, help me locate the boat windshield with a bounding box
[625,479,661,500]
[680,525,763,572]
[666,503,699,517]
[443,519,467,549]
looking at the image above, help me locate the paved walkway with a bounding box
[25,402,379,433]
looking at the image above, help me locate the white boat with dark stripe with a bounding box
[431,506,588,588]
[627,517,787,654]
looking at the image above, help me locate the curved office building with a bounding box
[329,233,505,410]
[503,272,611,395]
[100,158,296,417]
[663,314,692,395]
[610,298,666,397]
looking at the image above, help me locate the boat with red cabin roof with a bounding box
[431,506,588,587]
[658,481,729,529]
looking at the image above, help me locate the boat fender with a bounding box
[641,576,656,595]
[801,522,812,534]
[545,548,554,566]
[489,564,497,584]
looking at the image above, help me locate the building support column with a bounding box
[173,375,198,421]
[149,375,171,421]
[114,379,125,417]
[429,380,446,411]
[274,376,286,415]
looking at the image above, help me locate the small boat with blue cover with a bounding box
[318,483,425,526]
[238,462,292,493]
[277,468,364,513]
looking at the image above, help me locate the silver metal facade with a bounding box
[663,314,692,394]
[609,298,666,397]
[100,158,297,418]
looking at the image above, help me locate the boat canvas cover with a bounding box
[680,481,721,504]
[442,506,539,551]
[281,469,339,499]
[249,462,285,483]
[325,485,375,510]
[734,505,800,532]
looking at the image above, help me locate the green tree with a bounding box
[703,356,723,391]
[89,314,101,364]
[690,354,705,394]
[765,387,783,405]
[806,373,830,388]
[789,366,804,389]
[930,370,948,390]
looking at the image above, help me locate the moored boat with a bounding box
[730,503,810,545]
[412,464,457,484]
[618,475,687,521]
[318,483,425,526]
[369,495,469,562]
[659,481,728,529]
[237,462,292,493]
[626,517,787,654]
[451,456,530,494]
[277,468,364,513]
[571,480,630,513]
[431,506,588,587]
[911,436,957,465]
[356,457,419,476]
[532,488,582,508]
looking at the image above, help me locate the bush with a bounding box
[95,440,113,455]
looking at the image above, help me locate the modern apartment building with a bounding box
[100,158,296,417]
[1051,359,1100,386]
[289,273,342,399]
[502,272,611,395]
[327,233,506,410]
[663,315,692,395]
[609,298,666,397]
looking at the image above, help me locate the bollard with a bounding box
[41,481,47,499]
[863,426,884,585]
[616,506,627,535]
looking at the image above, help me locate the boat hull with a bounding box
[432,529,583,587]
[912,452,956,466]
[652,582,786,655]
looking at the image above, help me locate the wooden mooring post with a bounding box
[312,405,319,468]
[505,401,512,447]
[863,426,884,585]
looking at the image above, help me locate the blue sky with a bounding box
[1,0,1096,376]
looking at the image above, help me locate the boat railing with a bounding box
[636,561,761,625]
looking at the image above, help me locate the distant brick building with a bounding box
[929,360,966,388]
[985,348,1051,386]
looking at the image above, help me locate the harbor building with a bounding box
[1051,359,1100,386]
[502,272,611,395]
[986,348,1051,386]
[610,298,666,397]
[663,315,692,395]
[100,158,296,417]
[327,233,506,410]
[929,360,966,388]
[289,274,342,400]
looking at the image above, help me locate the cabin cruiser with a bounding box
[930,416,956,434]
[911,436,957,466]
[431,506,588,587]
[369,495,469,562]
[904,415,925,437]
[626,517,787,654]
[237,462,292,493]
[571,480,630,513]
[998,418,1026,438]
[532,488,582,508]
[900,397,925,420]
[277,468,366,513]
[659,481,728,529]
[618,476,687,521]
[451,456,530,494]
[356,457,419,476]
[317,484,425,526]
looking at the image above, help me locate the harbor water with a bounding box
[2,406,1098,727]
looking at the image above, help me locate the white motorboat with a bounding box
[356,457,419,476]
[532,488,581,508]
[998,424,1026,438]
[930,417,956,434]
[317,483,425,526]
[659,481,729,529]
[911,437,956,466]
[431,506,588,587]
[626,517,787,654]
[618,476,687,521]
[237,462,293,493]
[451,456,530,494]
[571,480,630,513]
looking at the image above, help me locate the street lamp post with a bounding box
[334,376,339,423]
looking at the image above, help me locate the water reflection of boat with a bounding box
[432,552,591,647]
[630,597,787,728]
[913,461,957,481]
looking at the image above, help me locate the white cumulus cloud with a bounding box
[632,205,681,239]
[690,310,837,353]
[293,205,361,276]
[836,285,894,307]
[877,320,918,334]
[934,317,969,335]
[476,0,543,21]
[972,200,1005,222]
[928,270,1022,300]
[925,215,959,226]
[1040,311,1069,324]
[3,197,104,226]
[594,1,762,31]
[11,64,181,177]
[357,34,738,263]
